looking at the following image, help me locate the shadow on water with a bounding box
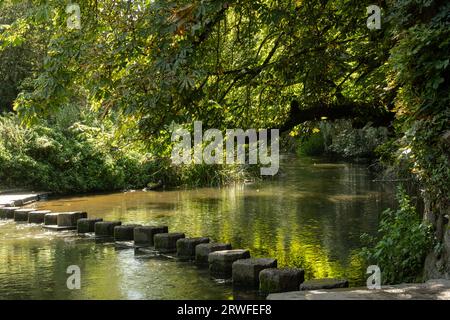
[0,156,395,299]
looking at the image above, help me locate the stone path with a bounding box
[267,279,450,300]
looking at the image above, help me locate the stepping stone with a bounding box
[259,268,305,294]
[57,212,88,227]
[28,210,51,224]
[195,243,232,265]
[95,221,122,237]
[299,278,349,291]
[13,209,35,222]
[16,195,38,206]
[154,233,185,253]
[176,237,210,260]
[0,207,20,219]
[134,226,168,246]
[232,258,277,288]
[77,218,103,233]
[114,224,142,241]
[208,249,251,278]
[44,213,59,225]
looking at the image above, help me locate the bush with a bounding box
[0,114,152,193]
[325,120,389,159]
[294,120,389,160]
[0,114,249,193]
[296,133,325,156]
[361,186,434,284]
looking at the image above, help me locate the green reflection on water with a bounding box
[0,156,394,299]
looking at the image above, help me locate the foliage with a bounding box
[0,113,150,192]
[361,186,434,284]
[0,0,393,137]
[325,121,389,159]
[296,133,325,157]
[0,113,244,193]
[363,0,450,282]
[294,120,389,159]
[386,0,450,203]
[0,0,45,112]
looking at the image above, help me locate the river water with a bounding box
[0,156,394,299]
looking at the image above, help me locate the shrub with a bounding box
[361,186,434,284]
[0,114,248,193]
[326,121,389,159]
[0,114,152,193]
[296,133,325,156]
[294,120,389,159]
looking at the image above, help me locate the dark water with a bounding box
[0,156,395,299]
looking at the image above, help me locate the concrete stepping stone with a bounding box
[208,249,251,278]
[114,224,142,241]
[259,268,305,294]
[134,226,168,246]
[0,207,20,219]
[44,213,59,225]
[95,221,122,237]
[57,212,88,227]
[232,258,277,288]
[13,208,35,222]
[195,243,232,265]
[28,210,51,224]
[154,233,185,253]
[176,237,210,260]
[77,218,103,233]
[43,212,87,230]
[9,196,38,207]
[299,278,349,290]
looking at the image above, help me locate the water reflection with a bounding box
[0,156,394,299]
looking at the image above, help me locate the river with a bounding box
[0,156,395,299]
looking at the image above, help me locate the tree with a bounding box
[0,0,46,112]
[7,1,393,135]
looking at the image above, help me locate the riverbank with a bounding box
[0,114,248,195]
